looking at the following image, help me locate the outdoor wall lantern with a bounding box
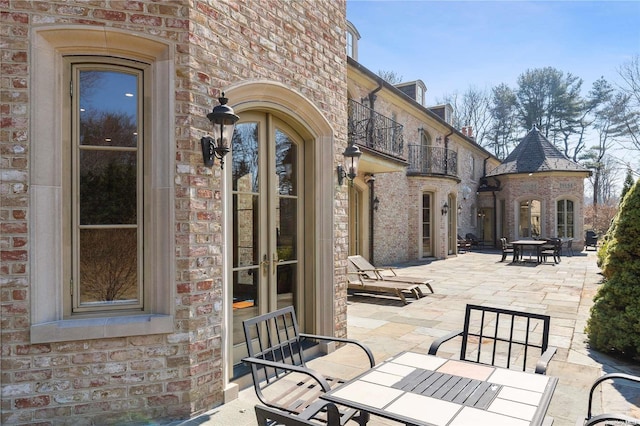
[337,141,362,185]
[441,202,449,216]
[458,204,462,215]
[201,92,239,169]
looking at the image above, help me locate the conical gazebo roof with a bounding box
[487,126,589,177]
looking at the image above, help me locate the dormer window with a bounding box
[416,85,424,106]
[346,21,360,60]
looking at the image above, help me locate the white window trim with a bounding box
[30,26,175,343]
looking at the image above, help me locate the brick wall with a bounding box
[0,0,347,424]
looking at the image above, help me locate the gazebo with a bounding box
[478,126,591,250]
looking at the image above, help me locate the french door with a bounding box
[230,112,303,367]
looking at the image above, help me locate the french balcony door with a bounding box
[230,113,303,368]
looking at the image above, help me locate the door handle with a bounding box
[260,254,269,274]
[272,253,278,275]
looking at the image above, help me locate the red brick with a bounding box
[14,396,50,409]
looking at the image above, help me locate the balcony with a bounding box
[348,99,404,159]
[407,144,458,178]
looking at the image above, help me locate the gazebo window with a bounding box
[519,199,541,238]
[557,199,575,238]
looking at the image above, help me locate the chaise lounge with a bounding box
[348,255,434,295]
[347,261,422,305]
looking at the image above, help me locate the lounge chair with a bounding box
[429,304,557,374]
[347,255,433,294]
[243,306,373,425]
[347,261,421,305]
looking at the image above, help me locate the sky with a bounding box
[346,0,640,105]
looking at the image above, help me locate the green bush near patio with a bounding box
[587,179,640,360]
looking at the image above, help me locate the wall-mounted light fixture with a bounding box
[337,141,362,185]
[441,202,449,215]
[458,204,462,215]
[201,92,239,169]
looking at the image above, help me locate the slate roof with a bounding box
[486,126,589,177]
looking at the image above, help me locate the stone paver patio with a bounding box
[180,249,640,426]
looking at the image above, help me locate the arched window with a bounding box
[519,199,541,238]
[557,199,575,238]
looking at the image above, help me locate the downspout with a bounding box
[443,130,453,175]
[443,130,454,255]
[366,175,376,264]
[366,79,384,147]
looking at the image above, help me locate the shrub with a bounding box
[587,179,640,359]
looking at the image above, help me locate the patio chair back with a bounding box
[430,304,557,374]
[500,238,514,262]
[585,231,598,250]
[460,305,554,373]
[243,306,373,425]
[243,306,306,386]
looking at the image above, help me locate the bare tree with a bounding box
[440,86,492,146]
[617,54,640,150]
[377,70,403,85]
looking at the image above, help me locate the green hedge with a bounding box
[587,179,640,359]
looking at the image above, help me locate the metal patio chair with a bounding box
[243,306,374,425]
[255,401,341,426]
[429,304,557,374]
[500,237,514,262]
[580,373,640,425]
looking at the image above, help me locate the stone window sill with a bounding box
[30,314,174,343]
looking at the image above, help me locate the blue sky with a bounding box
[347,0,640,105]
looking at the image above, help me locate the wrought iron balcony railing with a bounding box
[348,99,404,159]
[407,144,458,178]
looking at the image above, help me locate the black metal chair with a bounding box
[541,238,562,264]
[585,231,598,251]
[243,306,374,425]
[255,402,341,426]
[429,304,557,374]
[581,373,640,425]
[500,238,514,262]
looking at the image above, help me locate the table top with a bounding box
[322,352,557,426]
[511,240,549,245]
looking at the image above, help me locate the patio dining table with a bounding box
[510,240,549,264]
[321,351,558,426]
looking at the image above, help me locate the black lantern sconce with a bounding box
[337,141,362,185]
[201,92,239,169]
[458,204,462,215]
[441,202,449,216]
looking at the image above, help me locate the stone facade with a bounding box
[347,62,500,263]
[0,1,348,424]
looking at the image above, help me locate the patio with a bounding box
[181,250,640,426]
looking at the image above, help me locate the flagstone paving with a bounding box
[180,249,640,426]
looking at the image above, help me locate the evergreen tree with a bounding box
[587,179,640,359]
[620,166,635,202]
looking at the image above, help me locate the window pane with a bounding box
[80,70,138,147]
[233,193,259,268]
[79,228,139,305]
[276,130,297,196]
[277,198,297,261]
[79,150,137,225]
[232,122,259,192]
